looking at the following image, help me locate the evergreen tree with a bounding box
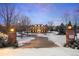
[58,23,66,34]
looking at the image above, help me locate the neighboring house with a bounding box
[28,24,48,33]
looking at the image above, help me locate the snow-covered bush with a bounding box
[0,32,8,42]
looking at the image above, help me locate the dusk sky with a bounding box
[0,3,79,25]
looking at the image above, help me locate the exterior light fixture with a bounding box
[68,26,72,30]
[10,28,15,32]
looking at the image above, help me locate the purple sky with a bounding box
[0,3,79,25]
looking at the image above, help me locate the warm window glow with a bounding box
[37,29,41,32]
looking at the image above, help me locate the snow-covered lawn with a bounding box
[46,31,66,47]
[0,32,79,56]
[0,47,79,56]
[16,37,35,46]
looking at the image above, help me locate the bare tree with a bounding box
[48,21,53,26]
[63,12,70,26]
[0,4,17,32]
[26,16,31,36]
[16,15,31,36]
[48,21,53,31]
[21,16,31,27]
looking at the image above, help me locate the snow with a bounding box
[0,47,79,56]
[36,33,47,37]
[46,31,66,47]
[16,37,35,46]
[77,33,79,39]
[0,32,8,42]
[0,31,79,56]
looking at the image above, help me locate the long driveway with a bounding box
[0,32,79,56]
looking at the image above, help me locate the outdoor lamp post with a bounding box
[67,26,72,30]
[8,26,17,46]
[65,23,75,48]
[10,28,15,32]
